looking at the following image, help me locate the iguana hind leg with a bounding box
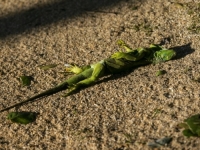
[65,62,105,96]
[117,40,133,52]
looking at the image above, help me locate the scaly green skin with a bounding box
[0,40,176,113]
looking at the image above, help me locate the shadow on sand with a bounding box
[0,0,145,39]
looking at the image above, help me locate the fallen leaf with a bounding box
[7,112,37,124]
[20,76,33,86]
[38,64,57,70]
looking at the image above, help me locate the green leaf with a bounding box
[178,123,189,129]
[38,64,57,70]
[179,114,200,137]
[20,76,33,86]
[156,70,166,76]
[182,129,196,137]
[7,112,37,124]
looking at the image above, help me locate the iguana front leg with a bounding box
[112,40,147,61]
[117,40,134,52]
[111,48,146,61]
[65,61,106,95]
[65,64,91,74]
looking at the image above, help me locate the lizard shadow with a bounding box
[70,43,195,95]
[171,43,195,60]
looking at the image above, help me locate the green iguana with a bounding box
[0,40,176,113]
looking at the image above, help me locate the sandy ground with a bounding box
[0,0,200,149]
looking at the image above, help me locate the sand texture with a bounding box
[0,0,200,149]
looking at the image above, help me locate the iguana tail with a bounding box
[0,68,94,113]
[0,82,68,113]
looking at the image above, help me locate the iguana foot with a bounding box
[65,64,91,74]
[65,64,83,74]
[117,40,133,52]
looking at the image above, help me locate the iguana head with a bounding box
[153,49,176,63]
